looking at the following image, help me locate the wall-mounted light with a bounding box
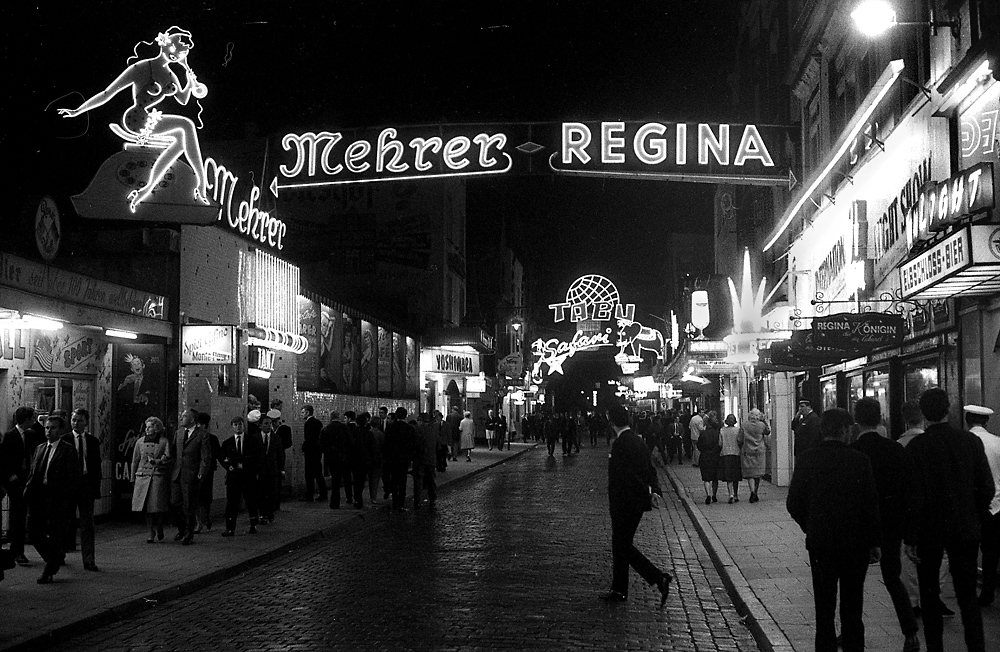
[0,313,65,330]
[105,329,138,340]
[248,368,272,379]
[851,1,959,37]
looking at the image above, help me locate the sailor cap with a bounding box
[963,405,994,416]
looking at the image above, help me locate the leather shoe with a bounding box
[600,590,627,602]
[15,554,30,566]
[173,532,185,542]
[221,530,235,538]
[37,573,54,584]
[84,564,99,572]
[182,537,194,546]
[657,574,673,607]
[937,600,955,617]
[248,525,257,535]
[903,633,920,652]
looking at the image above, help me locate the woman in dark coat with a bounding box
[697,411,722,504]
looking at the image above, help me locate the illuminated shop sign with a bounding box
[276,127,511,190]
[908,163,995,247]
[532,331,613,376]
[552,122,784,184]
[204,158,288,250]
[249,345,276,373]
[872,158,932,260]
[900,225,1000,299]
[421,347,481,376]
[549,274,635,323]
[812,313,905,351]
[181,325,237,364]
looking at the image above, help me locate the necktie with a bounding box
[77,434,86,475]
[236,435,242,456]
[41,443,54,484]
[264,433,270,452]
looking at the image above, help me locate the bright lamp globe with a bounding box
[851,0,897,36]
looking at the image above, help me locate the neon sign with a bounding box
[551,122,782,183]
[531,331,612,376]
[204,158,288,250]
[549,274,635,323]
[59,27,210,213]
[275,128,513,190]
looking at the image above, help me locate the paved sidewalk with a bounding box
[0,443,535,652]
[662,459,1000,652]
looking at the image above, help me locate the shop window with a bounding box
[864,367,891,433]
[24,375,85,417]
[904,359,940,403]
[821,376,838,411]
[848,373,863,416]
[217,361,241,398]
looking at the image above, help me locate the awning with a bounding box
[422,326,495,354]
[899,225,1000,299]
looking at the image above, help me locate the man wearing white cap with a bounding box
[966,404,1000,606]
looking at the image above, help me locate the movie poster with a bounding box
[393,332,405,396]
[341,313,357,393]
[111,343,164,513]
[297,296,321,390]
[319,304,340,392]
[378,327,392,395]
[405,337,418,397]
[360,320,376,395]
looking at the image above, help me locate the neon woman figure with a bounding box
[59,27,209,212]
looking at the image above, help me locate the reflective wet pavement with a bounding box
[41,445,759,652]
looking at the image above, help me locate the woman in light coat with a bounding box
[132,416,172,542]
[738,408,770,503]
[458,411,476,461]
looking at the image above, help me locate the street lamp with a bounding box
[850,0,958,37]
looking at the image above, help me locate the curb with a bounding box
[661,464,796,652]
[2,444,539,652]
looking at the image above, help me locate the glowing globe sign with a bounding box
[549,274,636,323]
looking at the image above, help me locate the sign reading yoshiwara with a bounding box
[421,347,480,376]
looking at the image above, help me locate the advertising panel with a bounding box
[378,326,392,395]
[181,325,236,364]
[360,320,376,395]
[393,332,406,396]
[111,343,164,512]
[297,296,321,390]
[405,337,418,397]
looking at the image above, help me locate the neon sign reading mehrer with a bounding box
[277,128,512,188]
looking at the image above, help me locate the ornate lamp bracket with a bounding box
[804,289,940,320]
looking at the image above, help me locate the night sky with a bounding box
[8,1,739,320]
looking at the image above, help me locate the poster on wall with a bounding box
[341,314,358,393]
[360,320,376,395]
[393,332,405,396]
[111,343,164,513]
[319,304,340,392]
[405,337,418,397]
[28,329,103,375]
[297,296,321,390]
[378,327,392,395]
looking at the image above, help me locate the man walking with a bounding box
[300,405,326,502]
[412,412,438,509]
[850,398,919,651]
[602,404,671,605]
[63,408,102,572]
[24,414,80,584]
[445,406,462,461]
[485,409,500,451]
[904,389,994,652]
[171,408,212,544]
[965,404,1000,607]
[787,408,881,652]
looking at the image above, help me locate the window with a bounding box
[24,375,93,419]
[905,358,940,403]
[864,367,891,433]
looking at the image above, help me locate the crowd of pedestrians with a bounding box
[787,389,999,652]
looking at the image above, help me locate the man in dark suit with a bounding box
[170,408,212,545]
[62,408,102,572]
[383,407,416,511]
[602,404,672,605]
[258,413,285,522]
[904,388,994,652]
[321,411,352,508]
[1,407,45,566]
[787,408,881,652]
[792,399,822,458]
[300,404,326,501]
[850,398,919,652]
[24,414,80,584]
[219,416,264,536]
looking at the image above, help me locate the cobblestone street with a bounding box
[43,446,759,652]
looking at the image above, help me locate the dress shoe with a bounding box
[903,633,921,652]
[657,574,673,607]
[84,563,99,572]
[221,530,235,537]
[146,537,156,544]
[937,600,955,617]
[248,525,257,535]
[157,527,164,541]
[705,496,712,505]
[182,537,194,546]
[173,532,185,542]
[37,573,54,585]
[712,495,718,503]
[15,554,29,566]
[193,527,202,534]
[600,590,627,602]
[734,496,740,503]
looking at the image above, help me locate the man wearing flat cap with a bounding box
[967,404,1000,606]
[792,399,822,459]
